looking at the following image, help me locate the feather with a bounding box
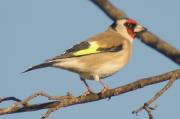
[46,29,125,62]
[22,62,53,73]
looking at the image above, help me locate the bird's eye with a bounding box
[124,23,135,29]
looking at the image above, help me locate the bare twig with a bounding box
[144,105,154,119]
[132,72,177,116]
[42,108,57,119]
[0,97,21,103]
[0,69,180,118]
[91,0,180,65]
[0,1,180,119]
[18,91,75,105]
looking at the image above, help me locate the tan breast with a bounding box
[80,40,132,79]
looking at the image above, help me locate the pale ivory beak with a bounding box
[134,25,147,33]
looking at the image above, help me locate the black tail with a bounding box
[22,62,53,73]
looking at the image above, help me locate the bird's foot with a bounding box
[100,86,109,94]
[82,88,94,96]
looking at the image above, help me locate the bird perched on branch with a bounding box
[23,18,146,94]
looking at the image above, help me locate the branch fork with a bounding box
[1,0,180,118]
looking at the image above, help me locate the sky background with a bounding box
[0,0,179,119]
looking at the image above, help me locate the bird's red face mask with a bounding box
[125,19,146,39]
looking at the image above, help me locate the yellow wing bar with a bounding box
[73,42,100,56]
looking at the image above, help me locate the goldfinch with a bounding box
[23,18,146,94]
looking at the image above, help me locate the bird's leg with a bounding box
[80,77,94,95]
[94,75,109,93]
[99,80,109,93]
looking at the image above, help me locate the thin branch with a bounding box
[0,97,21,103]
[91,0,180,65]
[144,105,154,119]
[0,1,180,119]
[132,72,177,115]
[0,69,180,119]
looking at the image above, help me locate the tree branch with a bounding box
[1,1,180,119]
[91,0,180,65]
[132,71,177,115]
[144,105,154,119]
[0,69,180,118]
[0,97,21,103]
[91,0,127,20]
[138,31,180,65]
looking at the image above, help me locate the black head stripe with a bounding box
[110,22,117,30]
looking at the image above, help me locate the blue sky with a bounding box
[0,0,179,119]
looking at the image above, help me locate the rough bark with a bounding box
[0,0,180,119]
[0,69,179,117]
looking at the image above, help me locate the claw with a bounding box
[100,86,109,94]
[82,87,95,96]
[82,89,94,96]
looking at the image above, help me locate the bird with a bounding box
[23,18,146,94]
